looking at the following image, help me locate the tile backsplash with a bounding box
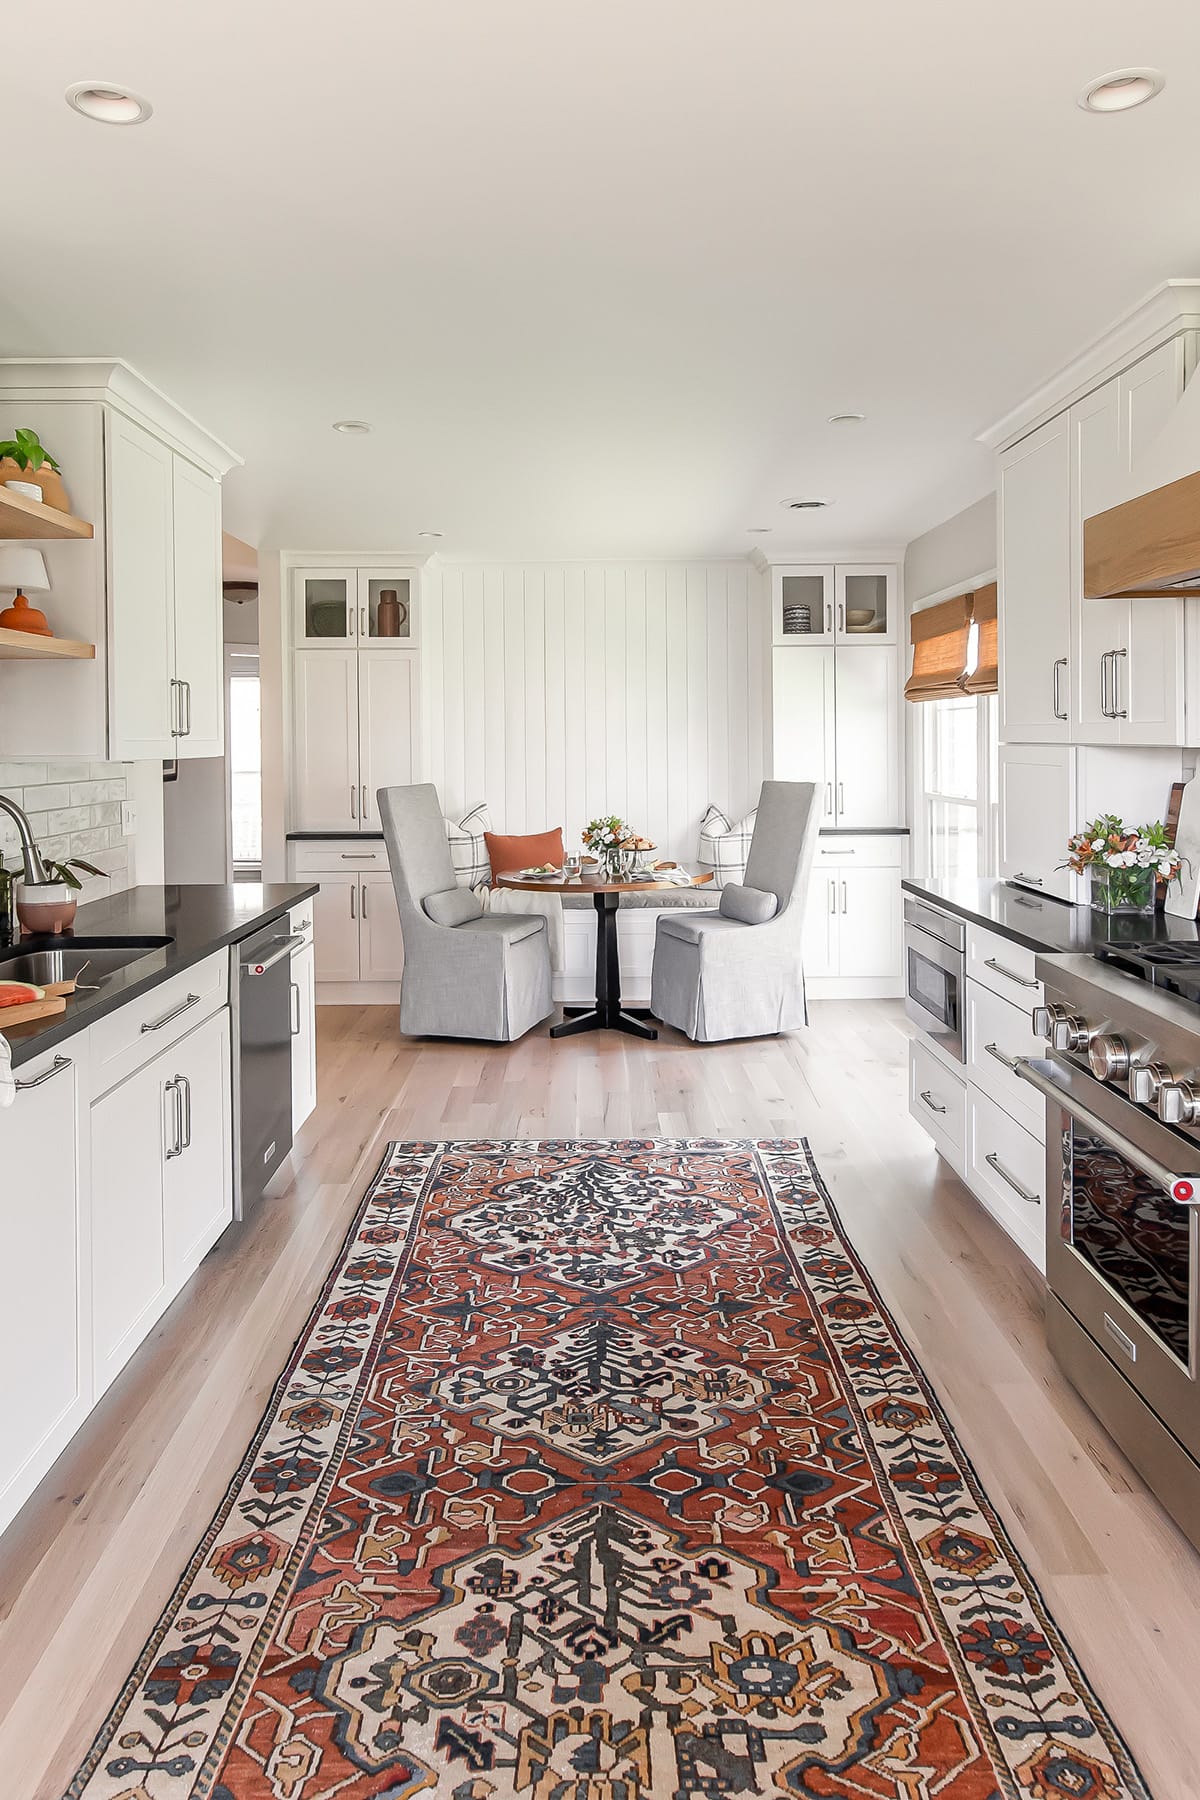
[0,761,133,900]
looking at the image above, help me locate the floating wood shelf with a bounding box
[0,627,95,660]
[0,486,94,541]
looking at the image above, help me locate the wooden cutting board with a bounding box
[0,993,68,1029]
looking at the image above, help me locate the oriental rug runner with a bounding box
[69,1139,1149,1799]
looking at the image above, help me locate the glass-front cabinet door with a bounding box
[771,566,834,645]
[358,571,418,646]
[294,570,358,647]
[836,565,897,644]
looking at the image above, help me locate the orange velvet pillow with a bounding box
[484,827,565,880]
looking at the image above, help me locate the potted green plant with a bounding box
[15,856,104,935]
[0,427,70,511]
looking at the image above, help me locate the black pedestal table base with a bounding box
[551,889,658,1039]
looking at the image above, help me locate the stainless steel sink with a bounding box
[0,936,172,989]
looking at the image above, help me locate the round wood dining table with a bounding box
[494,870,714,1039]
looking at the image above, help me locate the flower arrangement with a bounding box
[582,817,656,877]
[1062,814,1181,915]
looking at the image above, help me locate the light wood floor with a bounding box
[1,1001,1198,1799]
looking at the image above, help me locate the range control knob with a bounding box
[1088,1034,1131,1082]
[1130,1062,1172,1108]
[1159,1081,1200,1128]
[1050,1013,1092,1054]
[1033,1003,1068,1042]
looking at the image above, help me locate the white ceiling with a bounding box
[5,2,1200,559]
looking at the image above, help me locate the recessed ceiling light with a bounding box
[332,420,372,434]
[1078,68,1164,113]
[781,496,832,511]
[827,411,866,424]
[418,530,443,539]
[65,82,153,125]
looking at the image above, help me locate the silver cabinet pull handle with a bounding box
[340,852,375,860]
[291,980,301,1035]
[984,956,1038,989]
[170,677,183,738]
[1099,649,1112,719]
[350,884,357,920]
[837,782,844,817]
[838,601,845,633]
[246,933,306,975]
[361,784,369,820]
[1111,646,1127,719]
[1052,656,1068,721]
[361,882,369,918]
[828,878,835,915]
[919,1089,947,1115]
[984,1040,1020,1071]
[179,1071,192,1150]
[360,605,368,638]
[141,992,200,1034]
[164,1075,183,1159]
[350,785,357,820]
[824,782,833,816]
[182,678,192,737]
[1012,872,1043,888]
[825,602,832,633]
[840,879,848,914]
[1015,1056,1200,1201]
[822,848,855,856]
[1103,1314,1138,1363]
[13,1053,72,1091]
[295,916,312,931]
[985,1150,1039,1203]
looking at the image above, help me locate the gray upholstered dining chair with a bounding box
[650,780,822,1042]
[377,783,553,1041]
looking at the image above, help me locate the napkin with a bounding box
[0,1033,14,1109]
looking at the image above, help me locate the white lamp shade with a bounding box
[0,547,51,595]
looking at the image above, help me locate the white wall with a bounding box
[904,494,996,608]
[422,562,770,860]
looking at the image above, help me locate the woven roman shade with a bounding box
[904,593,973,702]
[961,582,998,695]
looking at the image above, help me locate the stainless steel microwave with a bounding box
[904,897,966,1062]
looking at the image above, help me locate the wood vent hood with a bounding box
[1084,470,1200,599]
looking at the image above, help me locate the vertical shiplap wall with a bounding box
[421,563,770,859]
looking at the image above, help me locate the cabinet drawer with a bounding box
[289,899,316,945]
[966,979,1045,1139]
[967,924,1043,1007]
[816,834,905,869]
[909,1038,966,1163]
[967,1087,1046,1271]
[290,838,389,875]
[88,950,228,1097]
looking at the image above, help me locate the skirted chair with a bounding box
[378,783,553,1041]
[650,780,822,1042]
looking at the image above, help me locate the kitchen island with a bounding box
[0,882,319,1539]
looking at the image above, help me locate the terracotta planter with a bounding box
[15,880,78,935]
[0,458,70,512]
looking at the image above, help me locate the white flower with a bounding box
[1091,838,1106,852]
[1159,859,1175,877]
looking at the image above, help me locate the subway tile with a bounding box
[90,802,121,828]
[93,779,126,802]
[46,761,90,782]
[45,807,92,834]
[38,835,71,859]
[0,762,46,787]
[21,783,71,811]
[69,783,101,806]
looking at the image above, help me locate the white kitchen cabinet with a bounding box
[833,646,900,826]
[107,417,225,762]
[358,651,418,828]
[803,836,904,996]
[293,650,360,832]
[802,874,838,979]
[311,874,362,982]
[998,743,1075,900]
[998,413,1071,744]
[1071,380,1125,744]
[293,566,420,648]
[772,644,901,830]
[360,874,406,981]
[772,566,834,644]
[90,1052,171,1396]
[836,565,897,644]
[292,647,419,835]
[291,939,317,1128]
[107,413,176,759]
[170,455,224,758]
[837,866,904,980]
[967,1086,1046,1273]
[0,1041,90,1534]
[162,1009,233,1280]
[771,563,897,646]
[773,647,837,822]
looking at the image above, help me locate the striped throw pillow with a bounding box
[697,803,757,889]
[445,802,493,888]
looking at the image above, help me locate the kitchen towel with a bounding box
[0,1032,14,1108]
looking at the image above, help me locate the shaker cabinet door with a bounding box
[358,650,418,830]
[998,744,1075,901]
[359,874,406,983]
[172,456,224,759]
[292,650,360,832]
[291,941,318,1129]
[162,1010,233,1284]
[107,413,176,759]
[833,646,900,827]
[311,875,362,983]
[998,415,1071,744]
[772,647,836,822]
[91,1059,171,1397]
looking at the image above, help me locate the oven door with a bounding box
[1017,1053,1200,1457]
[904,918,965,1062]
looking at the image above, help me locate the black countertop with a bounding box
[903,876,1200,957]
[285,827,912,843]
[2,882,319,1069]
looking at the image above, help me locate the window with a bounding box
[227,652,261,876]
[920,692,998,880]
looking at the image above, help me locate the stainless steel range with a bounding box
[1016,943,1200,1547]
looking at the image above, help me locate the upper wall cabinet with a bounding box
[294,568,419,648]
[0,360,239,762]
[996,330,1194,750]
[771,563,897,646]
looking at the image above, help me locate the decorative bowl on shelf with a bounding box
[846,608,875,627]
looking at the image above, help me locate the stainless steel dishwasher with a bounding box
[232,918,304,1216]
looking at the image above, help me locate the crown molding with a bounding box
[978,279,1200,453]
[0,355,243,475]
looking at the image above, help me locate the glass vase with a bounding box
[1088,864,1156,916]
